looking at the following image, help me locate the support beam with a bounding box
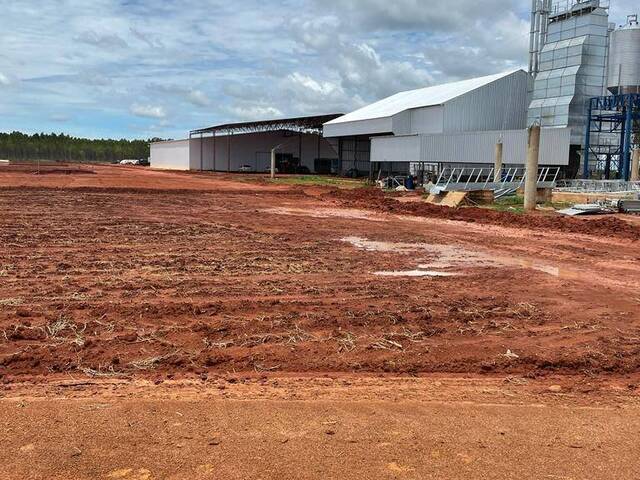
[632,149,640,182]
[271,148,276,180]
[623,105,633,180]
[213,132,216,172]
[583,100,592,179]
[494,141,503,183]
[618,113,627,179]
[524,125,541,213]
[298,133,303,171]
[188,132,193,171]
[227,133,231,173]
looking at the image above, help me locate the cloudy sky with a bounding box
[0,0,635,139]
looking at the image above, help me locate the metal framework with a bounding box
[549,0,609,18]
[433,166,560,198]
[584,94,640,180]
[556,179,640,192]
[186,114,342,173]
[190,114,342,136]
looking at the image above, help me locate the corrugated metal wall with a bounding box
[323,117,393,138]
[370,135,420,163]
[371,128,571,166]
[182,131,338,172]
[408,106,444,134]
[443,71,531,133]
[325,70,530,139]
[150,140,191,170]
[391,107,444,135]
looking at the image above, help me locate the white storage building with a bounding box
[149,139,193,171]
[151,115,341,173]
[324,69,571,174]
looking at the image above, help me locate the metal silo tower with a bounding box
[584,14,640,180]
[527,0,611,177]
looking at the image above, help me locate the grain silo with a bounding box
[607,15,640,95]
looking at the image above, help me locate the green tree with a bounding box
[0,131,163,163]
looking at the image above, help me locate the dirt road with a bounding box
[1,164,639,478]
[2,377,640,480]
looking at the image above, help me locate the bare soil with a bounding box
[2,165,640,382]
[2,377,640,480]
[1,164,639,478]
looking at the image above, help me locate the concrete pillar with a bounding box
[524,125,541,212]
[494,141,503,183]
[270,148,276,180]
[631,149,640,182]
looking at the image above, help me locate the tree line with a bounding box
[0,131,165,163]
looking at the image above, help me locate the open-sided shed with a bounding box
[151,114,341,173]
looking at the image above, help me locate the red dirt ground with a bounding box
[2,164,640,479]
[1,164,640,383]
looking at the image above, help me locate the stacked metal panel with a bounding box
[370,128,571,166]
[527,1,610,144]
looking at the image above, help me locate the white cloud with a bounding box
[146,83,212,108]
[74,30,128,49]
[287,73,338,97]
[129,26,163,49]
[289,16,343,50]
[186,89,211,107]
[278,73,355,115]
[50,113,71,122]
[2,0,632,140]
[130,103,166,119]
[227,105,283,121]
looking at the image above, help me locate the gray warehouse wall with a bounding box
[443,70,531,133]
[371,128,571,166]
[189,130,337,172]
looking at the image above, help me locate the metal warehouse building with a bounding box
[323,69,570,174]
[151,115,341,174]
[151,69,572,176]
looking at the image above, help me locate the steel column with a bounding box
[227,132,231,173]
[583,99,592,179]
[619,112,627,179]
[298,133,302,171]
[623,102,633,180]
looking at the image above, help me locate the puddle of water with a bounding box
[343,236,587,280]
[342,236,490,268]
[265,208,383,222]
[374,270,459,278]
[341,236,430,253]
[499,258,585,281]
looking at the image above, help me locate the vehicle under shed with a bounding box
[151,115,341,173]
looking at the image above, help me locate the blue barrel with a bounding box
[405,175,415,190]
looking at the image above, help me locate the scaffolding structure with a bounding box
[433,166,560,198]
[583,94,640,180]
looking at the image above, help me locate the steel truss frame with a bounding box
[584,94,640,180]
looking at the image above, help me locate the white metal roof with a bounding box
[325,70,523,125]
